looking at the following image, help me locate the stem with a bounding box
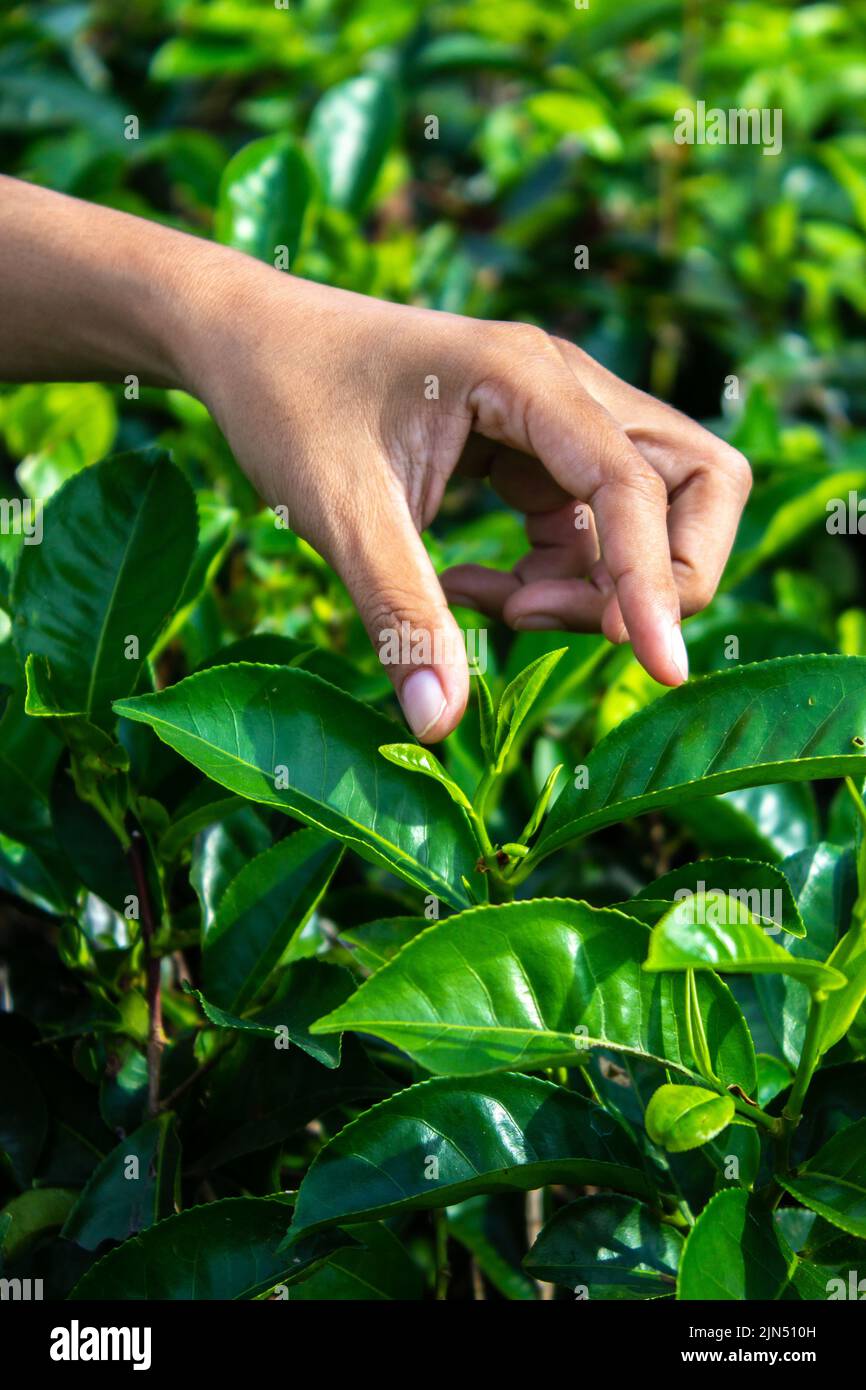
[128,828,164,1117]
[732,1096,780,1134]
[686,969,719,1085]
[473,765,499,827]
[487,872,514,904]
[434,1209,450,1301]
[781,993,827,1137]
[80,783,131,852]
[525,1189,553,1300]
[159,1042,229,1112]
[844,777,866,925]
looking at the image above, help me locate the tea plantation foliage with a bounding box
[1,0,865,1300]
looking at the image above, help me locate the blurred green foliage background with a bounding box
[1,0,865,703]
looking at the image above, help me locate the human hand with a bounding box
[188,265,751,741]
[0,179,751,743]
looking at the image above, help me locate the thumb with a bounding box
[333,495,471,743]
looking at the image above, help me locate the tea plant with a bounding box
[2,0,866,1304]
[0,448,864,1300]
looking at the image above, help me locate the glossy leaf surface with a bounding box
[12,449,197,722]
[645,1084,736,1154]
[525,1195,682,1299]
[313,899,756,1089]
[644,892,847,994]
[538,657,866,858]
[290,1074,652,1238]
[115,664,482,909]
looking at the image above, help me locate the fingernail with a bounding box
[513,614,560,631]
[401,668,447,739]
[670,623,689,682]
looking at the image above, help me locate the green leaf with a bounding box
[0,690,64,861]
[726,468,866,588]
[191,1030,392,1172]
[114,663,483,909]
[311,899,756,1090]
[494,649,566,765]
[202,828,342,1013]
[633,858,806,938]
[289,1074,652,1239]
[473,667,496,764]
[520,763,564,843]
[70,1196,350,1299]
[755,843,856,1066]
[284,1221,423,1301]
[197,631,390,702]
[189,806,271,931]
[778,1119,866,1238]
[159,783,248,866]
[524,1195,683,1299]
[378,743,474,813]
[99,1047,148,1134]
[817,923,866,1055]
[11,448,197,723]
[672,783,819,864]
[61,1114,180,1251]
[447,1197,536,1300]
[339,915,428,972]
[756,1054,794,1107]
[537,656,866,859]
[644,892,847,994]
[215,134,314,266]
[50,760,137,913]
[678,1190,801,1300]
[645,1084,736,1154]
[307,74,398,215]
[0,1188,77,1263]
[0,1048,47,1188]
[187,959,355,1069]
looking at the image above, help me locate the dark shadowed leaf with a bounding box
[778,1119,866,1238]
[525,1195,682,1299]
[62,1114,180,1251]
[70,1196,352,1299]
[290,1074,652,1238]
[285,1221,422,1301]
[187,959,355,1069]
[202,829,342,1013]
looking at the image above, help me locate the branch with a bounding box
[128,828,164,1117]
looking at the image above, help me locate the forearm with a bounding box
[0,175,253,392]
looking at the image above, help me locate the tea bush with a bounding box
[0,0,865,1302]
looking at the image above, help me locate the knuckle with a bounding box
[495,320,555,360]
[717,444,753,497]
[598,454,667,505]
[362,587,430,639]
